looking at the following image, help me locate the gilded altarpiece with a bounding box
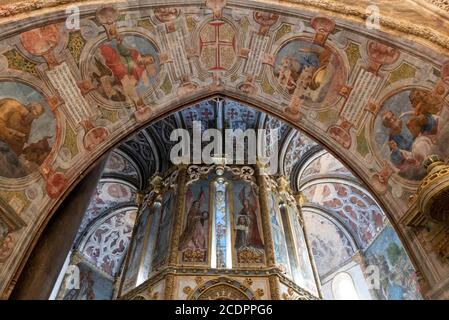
[119,164,319,300]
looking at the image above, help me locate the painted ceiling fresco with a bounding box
[75,181,136,241]
[300,152,354,180]
[103,152,140,182]
[283,132,319,177]
[79,208,136,277]
[72,152,140,278]
[302,182,386,248]
[0,0,449,298]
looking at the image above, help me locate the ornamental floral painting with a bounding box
[0,81,56,179]
[81,210,136,276]
[302,182,385,248]
[273,39,345,108]
[374,88,449,181]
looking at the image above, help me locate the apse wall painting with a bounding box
[0,81,56,179]
[233,181,265,265]
[179,181,210,264]
[364,225,422,300]
[303,211,354,277]
[152,190,176,269]
[59,261,114,300]
[288,205,318,296]
[90,35,160,104]
[374,89,449,181]
[273,39,345,108]
[267,192,289,273]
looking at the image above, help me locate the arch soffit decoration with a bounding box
[0,0,448,298]
[76,204,138,251]
[289,145,325,188]
[102,150,144,189]
[75,205,137,277]
[300,176,385,211]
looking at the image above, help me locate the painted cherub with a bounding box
[405,89,442,139]
[276,57,298,91]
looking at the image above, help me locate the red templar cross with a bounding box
[199,21,236,71]
[201,107,213,120]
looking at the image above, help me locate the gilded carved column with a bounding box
[269,275,281,300]
[256,161,276,267]
[168,164,188,266]
[164,274,176,299]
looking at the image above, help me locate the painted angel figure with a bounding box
[179,186,209,252]
[236,186,264,249]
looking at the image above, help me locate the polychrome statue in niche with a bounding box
[273,39,345,108]
[0,81,55,179]
[374,88,449,181]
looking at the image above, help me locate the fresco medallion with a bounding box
[374,88,449,181]
[87,34,161,107]
[0,81,56,179]
[273,38,346,109]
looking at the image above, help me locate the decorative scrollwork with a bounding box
[186,165,215,184]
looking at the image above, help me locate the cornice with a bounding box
[1,0,449,53]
